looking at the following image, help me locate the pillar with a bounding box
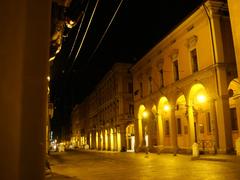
[0,0,51,179]
[134,119,139,151]
[170,105,178,154]
[216,96,233,153]
[157,114,164,147]
[138,118,143,148]
[108,129,111,151]
[235,98,240,134]
[99,131,102,150]
[113,128,117,151]
[120,125,127,151]
[103,130,106,150]
[209,99,219,153]
[228,0,240,79]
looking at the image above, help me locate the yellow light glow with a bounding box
[47,76,50,82]
[163,104,170,111]
[142,111,148,119]
[49,56,56,61]
[66,20,76,28]
[197,94,206,103]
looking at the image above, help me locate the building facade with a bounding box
[71,101,89,148]
[132,0,239,154]
[71,63,135,152]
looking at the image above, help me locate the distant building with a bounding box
[71,101,89,148]
[131,0,239,154]
[71,63,135,152]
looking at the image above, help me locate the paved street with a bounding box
[46,150,240,180]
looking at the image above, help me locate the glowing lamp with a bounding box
[163,104,170,112]
[197,94,206,103]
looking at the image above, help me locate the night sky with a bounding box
[50,0,204,139]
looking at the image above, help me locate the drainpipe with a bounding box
[203,3,220,97]
[203,3,220,152]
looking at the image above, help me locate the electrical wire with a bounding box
[87,0,124,64]
[69,0,100,71]
[67,0,90,60]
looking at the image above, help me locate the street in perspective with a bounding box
[46,150,240,180]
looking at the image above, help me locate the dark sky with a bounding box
[50,0,204,135]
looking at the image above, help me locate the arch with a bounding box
[175,95,190,148]
[126,124,135,152]
[188,83,209,146]
[228,78,240,144]
[158,97,170,115]
[137,105,146,147]
[157,96,170,146]
[176,95,186,107]
[188,83,208,108]
[228,78,240,100]
[150,105,158,146]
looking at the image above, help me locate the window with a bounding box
[159,69,164,87]
[177,118,182,134]
[191,48,198,72]
[173,60,179,81]
[230,108,238,130]
[165,120,170,135]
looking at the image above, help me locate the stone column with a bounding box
[216,96,233,153]
[92,130,96,149]
[102,130,106,150]
[113,128,117,151]
[108,129,111,151]
[138,118,143,148]
[235,98,240,134]
[157,114,164,147]
[0,1,51,180]
[98,131,101,150]
[228,0,240,79]
[147,116,156,150]
[170,105,178,154]
[134,119,140,151]
[188,105,196,145]
[209,99,219,153]
[120,125,127,151]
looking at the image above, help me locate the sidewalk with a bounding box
[78,148,240,161]
[193,153,240,162]
[45,150,240,180]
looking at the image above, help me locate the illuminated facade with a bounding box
[132,0,239,154]
[71,63,135,151]
[71,102,89,148]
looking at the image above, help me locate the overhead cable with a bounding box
[70,0,100,70]
[67,0,90,60]
[87,0,125,64]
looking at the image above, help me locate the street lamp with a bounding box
[196,94,206,104]
[142,111,149,119]
[163,104,170,112]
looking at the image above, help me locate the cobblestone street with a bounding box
[46,150,240,180]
